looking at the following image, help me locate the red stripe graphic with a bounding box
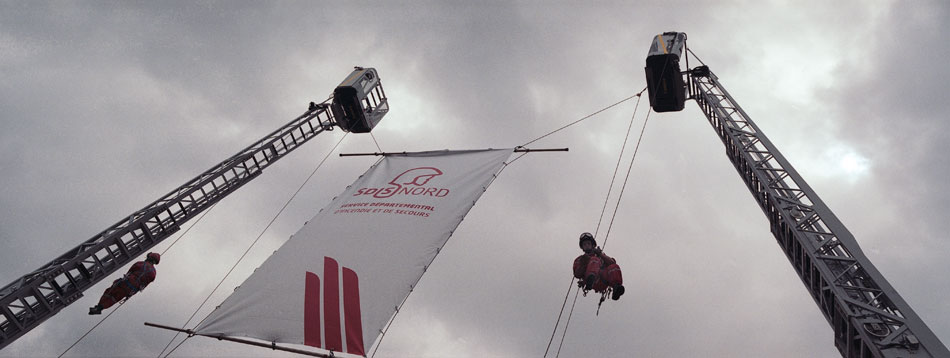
[342,267,365,355]
[303,272,321,348]
[323,257,342,352]
[304,257,364,355]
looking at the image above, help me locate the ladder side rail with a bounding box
[143,108,334,239]
[699,73,948,357]
[0,106,332,297]
[693,75,877,355]
[0,105,336,350]
[5,106,334,288]
[689,70,948,358]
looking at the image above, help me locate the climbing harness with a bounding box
[577,277,612,316]
[596,288,611,316]
[576,270,615,316]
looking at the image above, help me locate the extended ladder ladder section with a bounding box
[0,67,388,350]
[687,67,949,358]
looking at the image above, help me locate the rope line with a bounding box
[157,132,349,357]
[601,109,651,250]
[598,44,676,248]
[595,89,646,238]
[369,270,408,358]
[542,277,577,357]
[542,88,647,357]
[520,93,641,148]
[58,200,218,357]
[548,50,676,356]
[686,47,706,66]
[554,287,581,358]
[151,204,217,356]
[57,301,126,357]
[370,132,383,152]
[499,151,529,169]
[166,85,650,357]
[598,38,677,250]
[553,108,651,355]
[371,150,522,357]
[160,203,217,256]
[162,336,191,358]
[193,132,348,330]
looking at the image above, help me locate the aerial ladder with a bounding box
[0,67,389,350]
[646,32,949,358]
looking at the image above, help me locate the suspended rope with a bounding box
[162,91,645,358]
[161,336,191,358]
[368,235,406,357]
[549,107,652,355]
[146,204,219,357]
[57,200,219,357]
[542,277,577,357]
[57,301,126,358]
[588,90,651,319]
[601,108,651,250]
[157,132,349,358]
[554,288,581,358]
[498,149,531,169]
[553,104,654,353]
[370,132,383,152]
[160,203,218,256]
[371,149,530,357]
[541,89,646,357]
[520,93,642,148]
[591,95,654,312]
[686,47,706,66]
[595,88,647,238]
[597,39,680,249]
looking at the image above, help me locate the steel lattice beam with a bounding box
[688,67,949,358]
[0,103,337,349]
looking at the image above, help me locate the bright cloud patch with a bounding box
[817,144,871,182]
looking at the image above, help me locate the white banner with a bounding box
[195,149,513,356]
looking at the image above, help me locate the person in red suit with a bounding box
[573,233,624,300]
[89,252,160,315]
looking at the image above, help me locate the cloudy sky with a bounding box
[2,1,949,357]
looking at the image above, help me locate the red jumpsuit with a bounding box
[97,260,156,309]
[573,250,623,293]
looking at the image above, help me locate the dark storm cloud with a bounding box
[827,0,950,339]
[1,2,947,357]
[834,2,950,217]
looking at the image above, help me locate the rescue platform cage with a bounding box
[331,67,389,133]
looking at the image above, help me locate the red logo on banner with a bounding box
[304,257,364,356]
[353,167,451,199]
[390,167,442,186]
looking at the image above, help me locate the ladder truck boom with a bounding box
[0,67,389,350]
[645,32,948,358]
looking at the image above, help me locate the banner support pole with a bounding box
[144,322,333,358]
[339,147,568,157]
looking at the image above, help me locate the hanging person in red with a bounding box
[573,233,625,300]
[88,252,160,315]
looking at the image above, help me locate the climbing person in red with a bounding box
[88,252,160,315]
[573,232,625,300]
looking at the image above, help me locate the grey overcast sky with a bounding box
[2,1,949,357]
